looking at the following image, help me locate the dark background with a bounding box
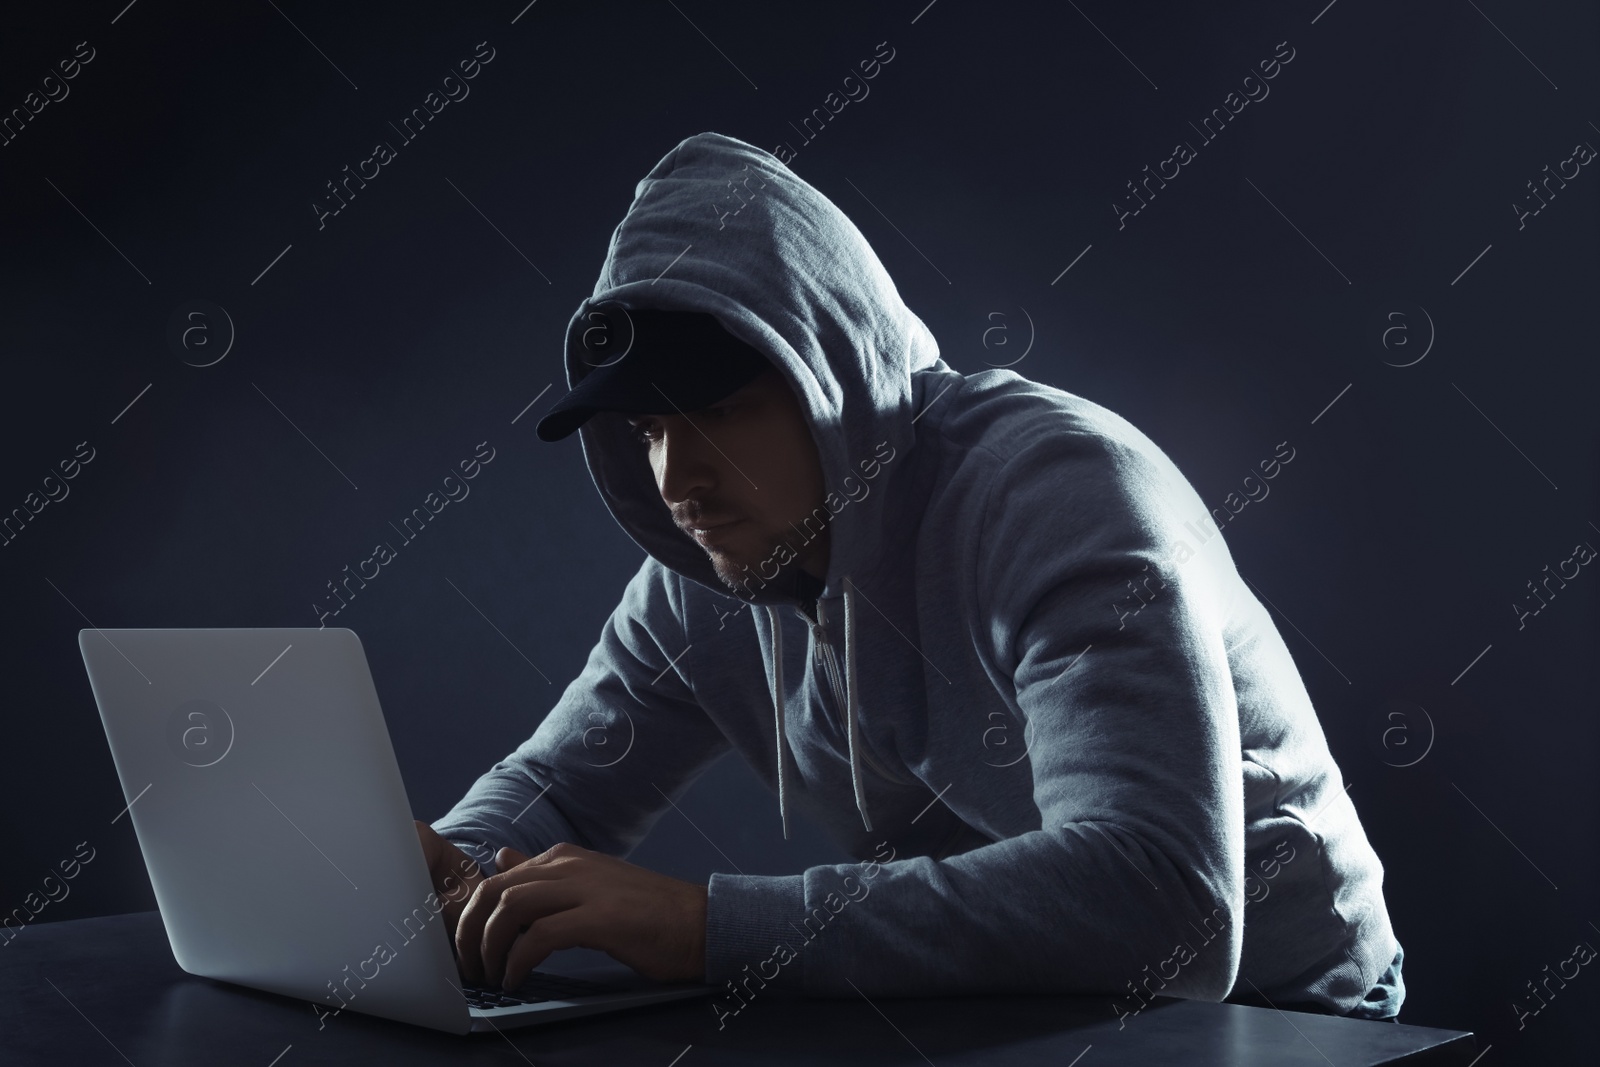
[2,1,1594,1061]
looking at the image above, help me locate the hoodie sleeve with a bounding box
[429,556,731,870]
[703,429,1245,1005]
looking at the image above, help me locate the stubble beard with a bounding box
[705,522,813,598]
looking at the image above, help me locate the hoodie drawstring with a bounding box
[841,576,872,831]
[765,604,790,840]
[765,576,872,840]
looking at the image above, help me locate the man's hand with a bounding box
[454,841,708,990]
[414,820,485,942]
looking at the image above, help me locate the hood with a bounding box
[559,130,944,836]
[562,130,942,608]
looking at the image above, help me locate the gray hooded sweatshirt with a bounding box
[430,131,1403,1023]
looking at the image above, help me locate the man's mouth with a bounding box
[686,519,744,547]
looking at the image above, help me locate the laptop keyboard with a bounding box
[462,971,625,1010]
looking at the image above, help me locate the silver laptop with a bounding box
[79,626,714,1034]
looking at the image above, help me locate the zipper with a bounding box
[805,598,918,788]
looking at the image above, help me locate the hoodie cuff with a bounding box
[705,872,808,994]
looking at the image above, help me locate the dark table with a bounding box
[2,910,1478,1065]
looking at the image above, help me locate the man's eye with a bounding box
[629,423,658,444]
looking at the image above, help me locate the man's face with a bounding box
[623,366,829,592]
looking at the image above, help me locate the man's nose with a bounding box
[655,418,716,504]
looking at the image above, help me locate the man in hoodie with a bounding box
[422,131,1405,1025]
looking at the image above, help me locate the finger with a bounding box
[414,821,439,865]
[455,862,576,983]
[480,880,585,988]
[500,908,592,992]
[496,846,529,870]
[455,873,504,982]
[436,859,483,937]
[438,852,482,905]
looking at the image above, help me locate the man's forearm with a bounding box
[430,763,593,873]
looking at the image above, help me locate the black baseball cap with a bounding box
[536,306,773,442]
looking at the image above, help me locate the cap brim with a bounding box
[535,306,774,442]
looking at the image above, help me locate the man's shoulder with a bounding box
[926,368,1171,481]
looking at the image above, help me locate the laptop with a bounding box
[78,626,715,1034]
